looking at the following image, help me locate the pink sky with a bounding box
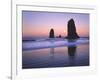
[22,11,89,38]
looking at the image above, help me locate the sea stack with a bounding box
[49,28,55,38]
[67,19,80,39]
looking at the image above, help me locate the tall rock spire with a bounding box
[67,19,80,39]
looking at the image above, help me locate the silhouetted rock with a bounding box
[67,19,80,39]
[58,35,62,38]
[49,28,55,38]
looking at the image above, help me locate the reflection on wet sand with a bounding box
[50,48,54,59]
[68,39,77,66]
[49,39,77,66]
[68,46,76,66]
[68,46,76,57]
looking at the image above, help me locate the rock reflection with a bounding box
[68,39,77,66]
[49,48,54,59]
[68,46,76,57]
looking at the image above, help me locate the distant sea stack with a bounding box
[67,19,80,39]
[49,28,55,38]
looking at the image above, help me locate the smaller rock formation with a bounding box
[49,28,55,38]
[58,35,62,38]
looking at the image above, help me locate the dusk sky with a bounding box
[22,11,89,39]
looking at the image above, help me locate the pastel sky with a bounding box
[22,11,89,39]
